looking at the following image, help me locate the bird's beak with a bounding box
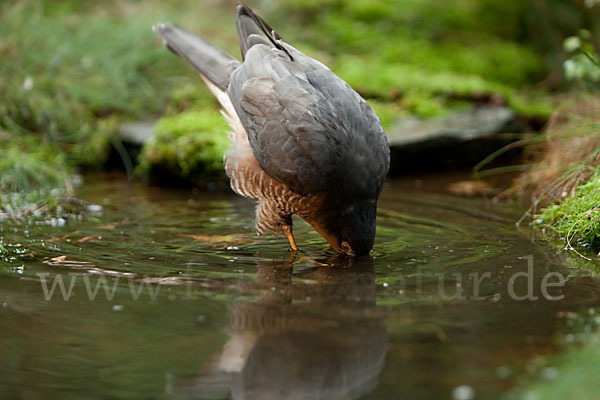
[340,241,356,256]
[305,220,358,256]
[306,221,344,253]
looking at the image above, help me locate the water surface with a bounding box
[1,173,599,399]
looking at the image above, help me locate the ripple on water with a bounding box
[1,174,600,400]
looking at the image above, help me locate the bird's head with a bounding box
[309,198,377,257]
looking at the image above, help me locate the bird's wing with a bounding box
[153,23,240,91]
[155,5,390,197]
[227,42,389,196]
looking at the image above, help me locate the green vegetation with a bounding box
[262,0,585,118]
[563,29,600,84]
[137,109,230,182]
[509,28,599,255]
[0,137,70,195]
[503,27,600,399]
[0,240,6,262]
[512,95,600,258]
[537,172,600,248]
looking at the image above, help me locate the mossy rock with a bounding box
[137,109,230,185]
[536,171,600,249]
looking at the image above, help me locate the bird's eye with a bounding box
[341,241,354,255]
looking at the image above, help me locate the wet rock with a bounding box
[387,106,519,174]
[119,121,156,146]
[106,121,156,170]
[446,180,499,197]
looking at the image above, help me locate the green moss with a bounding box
[504,92,556,120]
[264,0,557,119]
[137,109,230,180]
[334,55,553,118]
[537,171,600,247]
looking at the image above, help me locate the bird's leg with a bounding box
[286,250,298,266]
[282,224,298,253]
[256,201,298,252]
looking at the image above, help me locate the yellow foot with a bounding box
[282,225,298,253]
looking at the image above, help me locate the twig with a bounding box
[565,211,595,261]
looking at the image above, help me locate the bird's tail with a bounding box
[235,4,292,61]
[153,23,240,91]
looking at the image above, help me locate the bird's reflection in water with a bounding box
[180,254,388,400]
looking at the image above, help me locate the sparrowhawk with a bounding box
[154,5,390,256]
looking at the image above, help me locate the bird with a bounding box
[153,5,389,256]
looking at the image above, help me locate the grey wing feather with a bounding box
[155,6,389,198]
[153,23,240,91]
[228,43,389,196]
